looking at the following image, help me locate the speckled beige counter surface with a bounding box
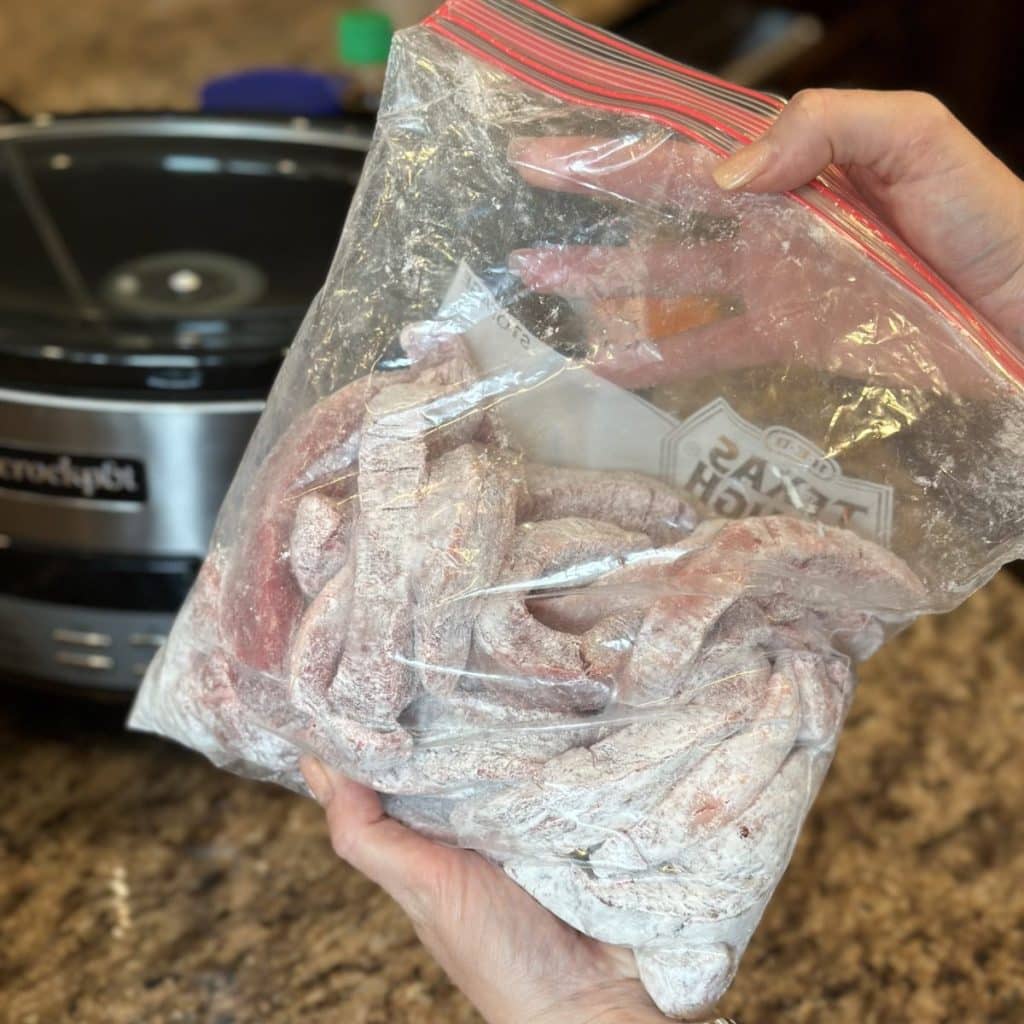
[3,3,1024,1022]
[0,0,647,114]
[3,575,1023,1024]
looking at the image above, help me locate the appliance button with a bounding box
[168,268,203,295]
[129,633,167,647]
[55,651,115,671]
[52,628,113,648]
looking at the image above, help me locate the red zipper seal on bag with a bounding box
[425,0,1024,386]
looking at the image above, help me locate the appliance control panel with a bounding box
[0,594,172,691]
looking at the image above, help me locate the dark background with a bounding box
[4,1,1022,173]
[615,0,1024,172]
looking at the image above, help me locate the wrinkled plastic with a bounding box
[130,2,1024,1018]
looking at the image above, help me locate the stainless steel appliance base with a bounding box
[0,594,172,692]
[0,110,372,695]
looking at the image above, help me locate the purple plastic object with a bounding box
[200,68,351,116]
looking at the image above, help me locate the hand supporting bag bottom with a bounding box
[130,1,1024,1018]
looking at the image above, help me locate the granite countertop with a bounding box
[3,2,1024,1021]
[0,0,650,114]
[4,574,1023,1024]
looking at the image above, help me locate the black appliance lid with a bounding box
[0,113,372,398]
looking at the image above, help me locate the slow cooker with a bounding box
[0,108,372,694]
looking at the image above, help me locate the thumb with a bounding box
[301,756,453,924]
[711,88,954,192]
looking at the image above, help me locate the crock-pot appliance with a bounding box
[0,109,372,694]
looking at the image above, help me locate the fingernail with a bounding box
[508,248,564,289]
[506,137,536,165]
[301,757,334,806]
[712,141,773,190]
[506,249,543,287]
[507,249,530,273]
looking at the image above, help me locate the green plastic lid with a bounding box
[337,10,394,66]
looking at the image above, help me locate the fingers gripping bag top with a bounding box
[130,0,1024,1017]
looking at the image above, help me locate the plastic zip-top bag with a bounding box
[130,1,1024,1017]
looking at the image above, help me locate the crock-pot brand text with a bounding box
[0,447,147,503]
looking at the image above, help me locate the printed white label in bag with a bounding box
[440,262,894,544]
[660,398,893,543]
